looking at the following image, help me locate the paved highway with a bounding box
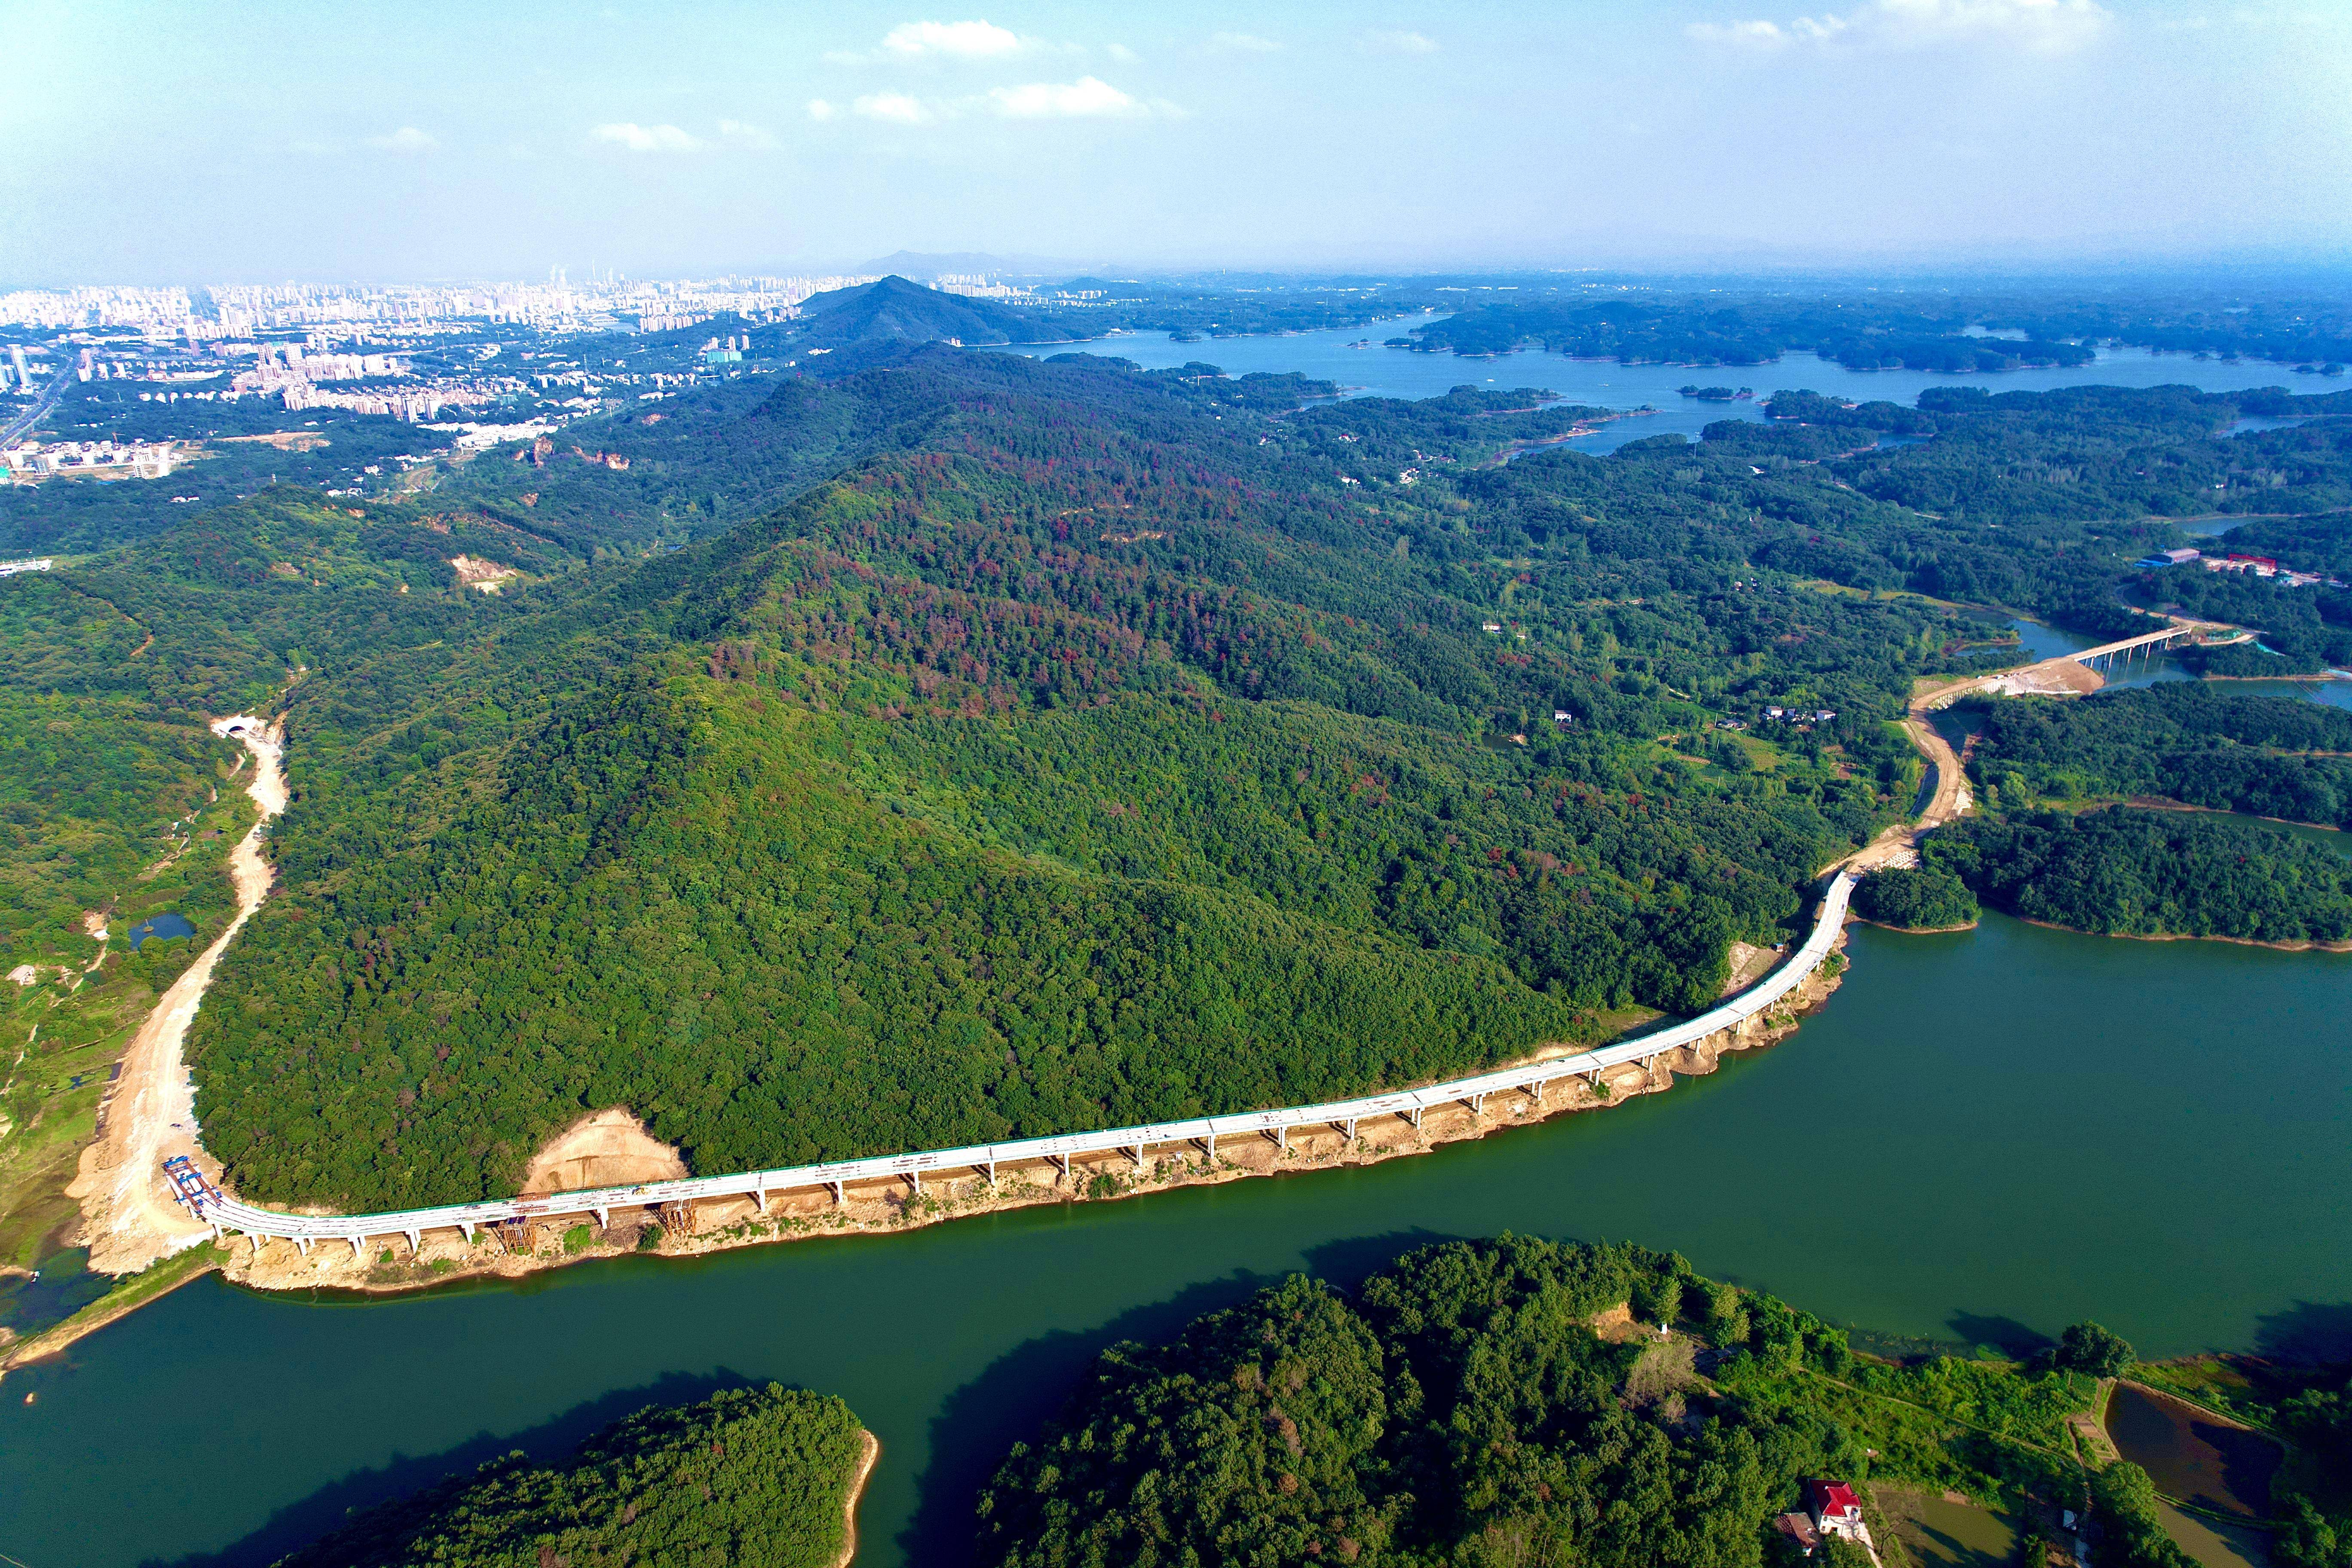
[1,362,76,448]
[185,873,1857,1256]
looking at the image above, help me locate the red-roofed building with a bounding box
[1806,1479,1865,1539]
[1775,1511,1822,1556]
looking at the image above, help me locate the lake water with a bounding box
[6,913,2350,1568]
[1006,315,2346,453]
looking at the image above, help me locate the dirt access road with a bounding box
[68,716,286,1276]
[1856,618,2230,873]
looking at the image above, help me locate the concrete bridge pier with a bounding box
[347,1236,364,1259]
[1200,1133,1217,1162]
[405,1228,421,1254]
[908,1170,923,1198]
[460,1221,476,1243]
[1405,1106,1423,1130]
[828,1180,845,1206]
[749,1189,766,1214]
[982,1160,998,1188]
[1339,1117,1359,1142]
[1128,1142,1148,1171]
[1468,1092,1489,1117]
[1275,1124,1289,1151]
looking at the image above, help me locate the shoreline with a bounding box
[10,929,1847,1327]
[1859,917,1980,935]
[833,1429,881,1568]
[2123,794,2346,834]
[2010,913,2352,954]
[0,1245,224,1376]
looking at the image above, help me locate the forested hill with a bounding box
[792,274,1079,348]
[8,345,2335,1212]
[975,1236,2138,1568]
[273,1384,867,1568]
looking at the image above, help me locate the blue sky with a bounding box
[3,0,2346,283]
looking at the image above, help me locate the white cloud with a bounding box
[807,98,840,121]
[1209,31,1281,52]
[882,19,1022,57]
[853,91,933,124]
[989,76,1140,118]
[719,118,780,150]
[1365,29,1440,53]
[1687,17,1794,47]
[1688,0,2110,55]
[365,126,438,153]
[1107,42,1138,61]
[591,122,704,152]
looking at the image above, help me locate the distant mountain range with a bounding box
[853,249,1095,280]
[792,275,1084,349]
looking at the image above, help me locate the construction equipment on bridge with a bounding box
[162,1155,220,1219]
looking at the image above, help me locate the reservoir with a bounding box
[5,912,2349,1568]
[1004,317,2346,452]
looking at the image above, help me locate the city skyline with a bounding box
[5,0,2348,285]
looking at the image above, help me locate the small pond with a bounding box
[2105,1382,2282,1520]
[1874,1488,2019,1568]
[125,912,196,950]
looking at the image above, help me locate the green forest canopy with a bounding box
[273,1384,866,1568]
[1925,807,2352,945]
[975,1234,2129,1568]
[7,345,2352,1213]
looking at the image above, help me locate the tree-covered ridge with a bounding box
[1963,684,2352,828]
[273,1384,866,1568]
[196,666,1611,1206]
[975,1235,2107,1568]
[177,349,1972,1207]
[1925,807,2352,945]
[6,347,2337,1213]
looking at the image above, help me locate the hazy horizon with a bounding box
[4,0,2348,287]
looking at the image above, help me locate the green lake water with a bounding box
[3,912,2348,1567]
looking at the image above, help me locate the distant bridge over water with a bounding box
[1925,618,2225,709]
[2060,623,2199,673]
[181,875,1858,1259]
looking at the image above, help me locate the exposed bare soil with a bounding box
[67,717,285,1276]
[521,1108,687,1192]
[834,1430,881,1568]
